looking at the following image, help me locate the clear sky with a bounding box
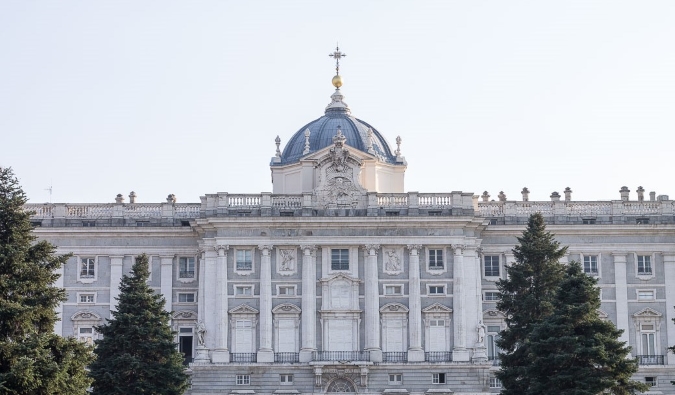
[2,1,674,204]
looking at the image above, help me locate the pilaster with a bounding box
[407,244,424,362]
[612,253,630,345]
[452,245,470,362]
[53,265,65,335]
[300,245,317,362]
[211,245,230,363]
[364,244,382,362]
[257,244,274,362]
[159,255,174,314]
[109,255,124,312]
[664,254,675,364]
[195,249,209,361]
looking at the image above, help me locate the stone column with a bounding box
[299,245,317,362]
[364,244,382,362]
[257,244,274,362]
[452,245,470,361]
[664,254,675,364]
[613,253,630,345]
[467,247,487,362]
[195,249,209,361]
[211,245,230,363]
[109,255,124,312]
[407,245,424,361]
[159,255,174,314]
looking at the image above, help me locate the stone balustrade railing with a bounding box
[25,194,674,221]
[477,200,674,218]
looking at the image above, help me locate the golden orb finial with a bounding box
[332,74,343,88]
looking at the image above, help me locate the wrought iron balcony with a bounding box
[637,355,664,365]
[382,352,408,362]
[274,352,299,363]
[313,351,370,362]
[231,353,257,363]
[425,352,452,362]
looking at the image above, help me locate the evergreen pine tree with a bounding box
[496,213,567,395]
[0,166,94,394]
[89,253,189,395]
[526,261,649,395]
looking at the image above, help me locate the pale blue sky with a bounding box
[2,1,674,203]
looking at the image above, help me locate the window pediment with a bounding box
[172,310,197,320]
[483,309,506,319]
[380,303,409,313]
[422,303,453,314]
[633,307,662,318]
[272,303,301,315]
[71,310,102,321]
[229,304,259,315]
[320,272,362,284]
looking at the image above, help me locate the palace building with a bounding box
[28,49,675,394]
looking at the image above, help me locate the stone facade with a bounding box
[26,78,675,394]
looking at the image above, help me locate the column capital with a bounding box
[214,244,229,256]
[364,244,380,255]
[300,245,317,255]
[258,244,273,254]
[407,244,422,254]
[452,244,466,255]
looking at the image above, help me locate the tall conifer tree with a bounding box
[0,166,94,394]
[525,261,648,395]
[89,253,188,395]
[496,213,567,395]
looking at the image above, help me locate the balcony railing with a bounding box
[313,351,370,362]
[274,352,299,363]
[637,355,664,365]
[231,353,257,363]
[382,352,408,362]
[425,352,452,362]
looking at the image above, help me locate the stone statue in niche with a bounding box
[385,249,401,272]
[197,320,206,346]
[279,249,295,271]
[476,320,486,344]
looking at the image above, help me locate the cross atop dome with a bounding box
[329,45,346,89]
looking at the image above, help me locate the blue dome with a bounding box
[274,89,398,166]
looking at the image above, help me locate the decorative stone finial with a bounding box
[166,194,176,204]
[619,186,630,201]
[550,191,561,202]
[275,135,281,158]
[481,191,490,202]
[564,187,572,201]
[129,191,137,204]
[636,186,645,202]
[395,136,402,157]
[115,193,124,204]
[332,126,346,147]
[366,128,375,154]
[303,129,311,155]
[649,191,656,201]
[521,187,530,202]
[498,191,506,202]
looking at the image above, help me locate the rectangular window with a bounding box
[432,373,446,384]
[78,327,94,345]
[236,375,250,385]
[280,374,293,385]
[484,291,499,301]
[278,286,295,296]
[331,249,349,271]
[429,286,445,295]
[236,250,253,271]
[484,255,500,277]
[385,285,403,295]
[235,286,253,296]
[638,290,655,301]
[82,220,96,227]
[583,255,598,275]
[179,257,195,278]
[79,293,95,303]
[489,377,502,388]
[646,377,657,387]
[389,374,402,385]
[582,218,596,225]
[637,255,652,275]
[429,249,444,269]
[636,218,650,225]
[80,258,95,278]
[178,293,195,303]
